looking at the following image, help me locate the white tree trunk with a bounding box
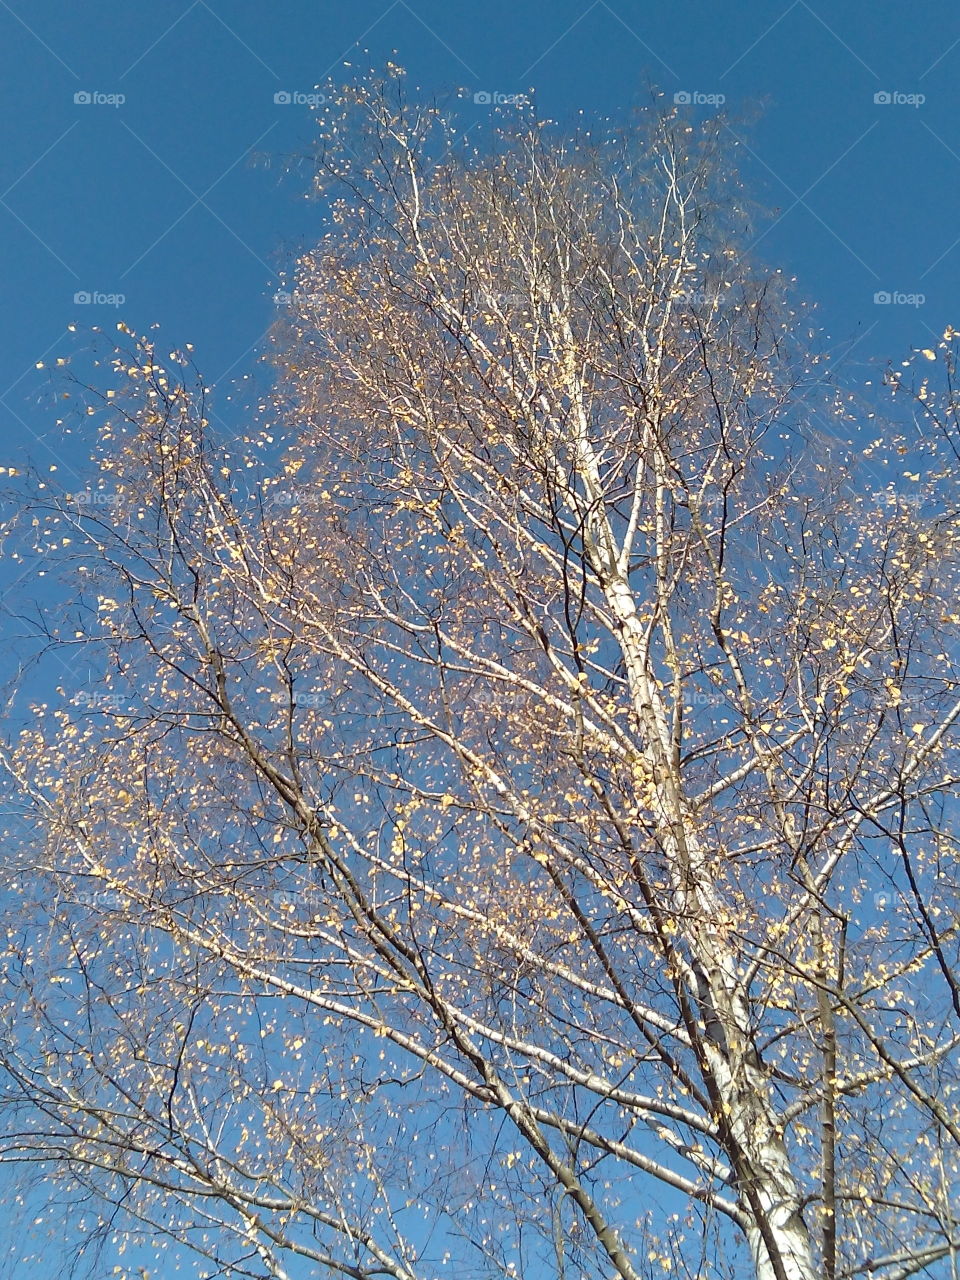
[597,544,818,1280]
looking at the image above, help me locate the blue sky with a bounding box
[0,0,957,484]
[0,0,958,1274]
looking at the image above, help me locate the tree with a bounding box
[1,72,959,1280]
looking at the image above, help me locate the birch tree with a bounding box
[1,74,959,1280]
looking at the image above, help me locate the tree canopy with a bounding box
[1,73,959,1280]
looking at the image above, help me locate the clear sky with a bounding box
[1,0,957,484]
[0,0,958,1274]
